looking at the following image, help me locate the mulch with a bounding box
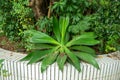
[0,36,18,51]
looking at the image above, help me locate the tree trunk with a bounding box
[28,0,50,30]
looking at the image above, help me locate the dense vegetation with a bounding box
[0,0,120,72]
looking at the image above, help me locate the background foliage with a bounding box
[0,0,34,41]
[92,0,120,53]
[0,0,120,53]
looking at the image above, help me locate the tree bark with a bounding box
[28,0,50,30]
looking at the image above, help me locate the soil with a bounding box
[0,36,17,51]
[0,36,25,52]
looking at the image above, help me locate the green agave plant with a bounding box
[21,17,100,72]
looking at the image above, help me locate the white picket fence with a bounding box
[0,48,120,80]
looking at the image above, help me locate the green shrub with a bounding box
[36,17,53,34]
[92,0,120,53]
[52,0,98,25]
[0,0,34,41]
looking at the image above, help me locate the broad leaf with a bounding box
[64,47,81,71]
[20,52,33,61]
[66,32,98,46]
[71,46,96,57]
[57,54,67,70]
[81,32,97,38]
[59,17,69,44]
[64,32,70,44]
[70,38,99,46]
[30,31,59,45]
[28,50,51,64]
[67,38,99,47]
[33,44,55,50]
[67,58,81,70]
[53,17,60,42]
[75,52,99,69]
[41,52,59,72]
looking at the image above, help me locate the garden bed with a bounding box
[0,36,16,51]
[0,48,120,80]
[0,36,26,52]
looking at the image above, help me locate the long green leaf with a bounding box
[71,46,96,57]
[53,17,61,42]
[75,52,99,69]
[41,52,59,72]
[28,50,51,64]
[57,54,67,70]
[33,44,55,50]
[67,58,80,70]
[66,32,99,46]
[59,17,69,44]
[80,32,97,38]
[70,38,99,46]
[64,47,81,72]
[64,32,70,44]
[30,31,59,45]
